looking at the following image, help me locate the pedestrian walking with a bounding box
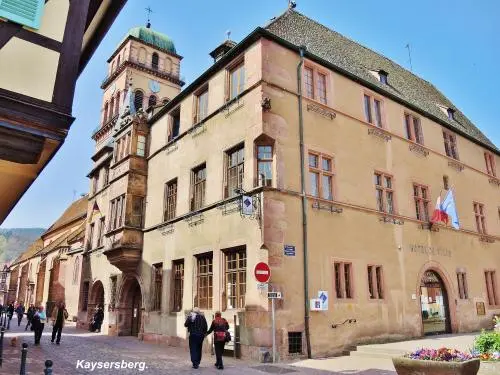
[32,305,46,345]
[50,301,68,345]
[206,312,230,370]
[7,302,14,324]
[184,307,208,369]
[91,305,104,332]
[16,302,25,326]
[25,304,36,331]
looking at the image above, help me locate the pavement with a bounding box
[1,320,498,375]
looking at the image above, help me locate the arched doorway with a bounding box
[420,270,451,335]
[89,281,105,311]
[118,277,142,337]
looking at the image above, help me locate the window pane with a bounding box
[322,157,331,171]
[317,73,327,104]
[413,118,423,144]
[322,175,332,200]
[334,263,342,298]
[405,115,412,140]
[374,173,381,186]
[386,191,394,214]
[304,67,314,99]
[384,176,392,189]
[376,189,383,211]
[308,154,318,168]
[364,95,372,123]
[368,266,374,299]
[258,146,272,159]
[310,172,319,197]
[374,99,382,128]
[344,264,351,298]
[376,267,383,299]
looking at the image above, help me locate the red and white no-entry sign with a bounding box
[254,262,271,283]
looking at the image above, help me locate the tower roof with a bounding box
[122,26,176,54]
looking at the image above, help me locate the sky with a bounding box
[2,0,499,228]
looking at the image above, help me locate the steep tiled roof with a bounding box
[265,10,497,152]
[43,195,88,238]
[10,238,44,266]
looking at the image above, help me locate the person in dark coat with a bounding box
[50,301,68,344]
[25,304,35,331]
[207,312,230,370]
[91,305,104,332]
[184,308,208,369]
[32,305,46,345]
[7,302,14,324]
[15,302,25,326]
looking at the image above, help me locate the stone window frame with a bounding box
[404,112,424,145]
[171,259,184,313]
[190,163,207,211]
[484,269,499,307]
[193,84,209,124]
[367,264,384,300]
[456,270,469,300]
[473,201,487,235]
[413,183,430,222]
[484,152,497,177]
[363,91,385,129]
[443,130,459,160]
[307,150,335,201]
[222,246,247,311]
[226,57,245,101]
[151,262,163,312]
[194,252,213,310]
[303,62,330,106]
[333,260,354,300]
[163,178,178,222]
[374,171,396,215]
[223,142,245,199]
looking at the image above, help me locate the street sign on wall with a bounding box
[284,245,295,256]
[254,262,271,283]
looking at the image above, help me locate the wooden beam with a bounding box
[0,126,45,164]
[0,21,21,49]
[52,0,91,110]
[79,0,127,75]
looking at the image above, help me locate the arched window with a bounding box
[148,95,157,108]
[103,102,108,124]
[115,91,121,115]
[109,97,115,120]
[134,90,144,110]
[117,55,121,69]
[152,52,159,70]
[73,256,80,285]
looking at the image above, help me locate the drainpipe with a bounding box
[297,46,312,359]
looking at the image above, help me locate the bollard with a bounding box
[19,343,28,375]
[44,360,53,375]
[0,326,4,367]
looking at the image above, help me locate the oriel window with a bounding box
[256,145,273,187]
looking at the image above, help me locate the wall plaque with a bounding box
[476,302,486,316]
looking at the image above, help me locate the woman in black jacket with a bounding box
[206,312,230,370]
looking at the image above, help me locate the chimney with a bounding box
[209,39,237,63]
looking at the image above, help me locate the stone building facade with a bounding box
[76,8,499,360]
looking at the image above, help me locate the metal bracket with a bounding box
[311,201,343,213]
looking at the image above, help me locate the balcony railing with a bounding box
[101,58,184,88]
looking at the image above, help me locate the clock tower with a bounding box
[79,24,184,332]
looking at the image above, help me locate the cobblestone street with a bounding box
[1,322,341,375]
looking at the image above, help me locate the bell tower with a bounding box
[82,22,184,314]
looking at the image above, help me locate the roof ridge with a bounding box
[264,7,294,29]
[279,10,436,86]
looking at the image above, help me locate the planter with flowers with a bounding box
[392,348,480,375]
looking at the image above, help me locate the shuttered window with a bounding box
[0,0,45,29]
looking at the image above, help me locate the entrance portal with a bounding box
[119,277,142,337]
[420,270,451,335]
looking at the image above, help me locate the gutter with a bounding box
[297,46,312,359]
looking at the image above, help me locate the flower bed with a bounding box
[392,348,480,375]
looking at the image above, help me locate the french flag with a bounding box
[431,190,460,229]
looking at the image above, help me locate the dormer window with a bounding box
[447,108,455,120]
[379,70,388,85]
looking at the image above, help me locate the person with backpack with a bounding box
[206,312,230,370]
[184,308,208,369]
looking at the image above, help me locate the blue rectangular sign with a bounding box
[284,245,295,256]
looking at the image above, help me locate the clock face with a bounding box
[109,83,116,95]
[149,80,161,93]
